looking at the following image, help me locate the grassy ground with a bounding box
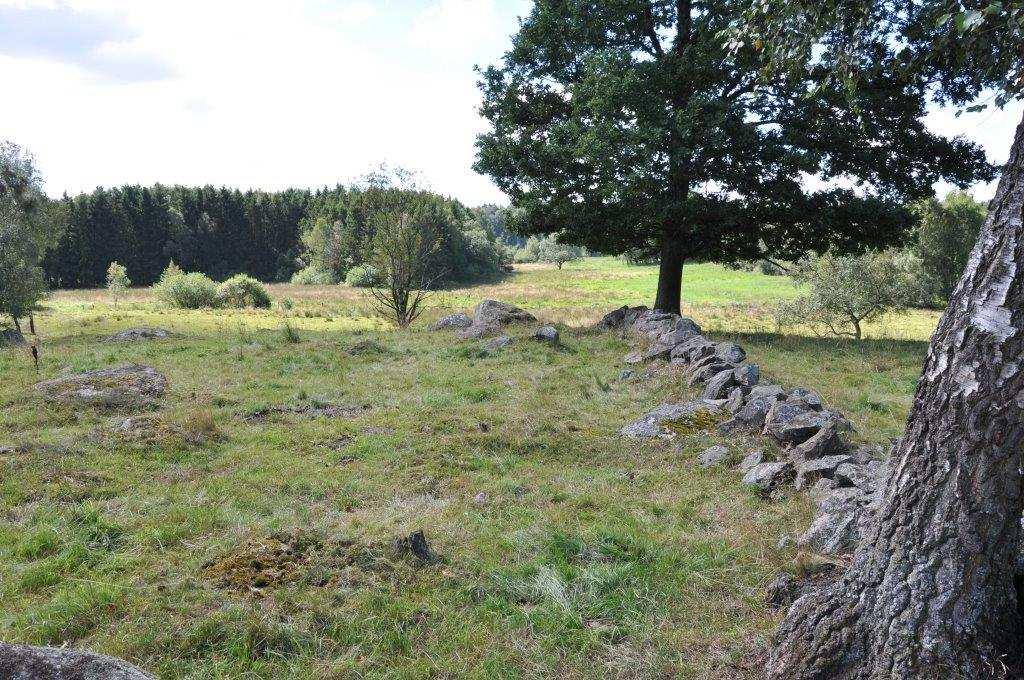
[0,258,937,679]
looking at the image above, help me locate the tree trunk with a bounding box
[768,113,1024,679]
[654,233,684,314]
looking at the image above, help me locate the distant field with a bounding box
[0,257,937,678]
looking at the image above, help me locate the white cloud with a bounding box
[0,0,1018,209]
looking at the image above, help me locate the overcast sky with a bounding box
[1,0,1020,206]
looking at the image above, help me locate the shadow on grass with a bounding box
[710,330,930,361]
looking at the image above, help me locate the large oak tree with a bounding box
[739,2,1024,677]
[474,0,993,313]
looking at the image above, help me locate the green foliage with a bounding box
[474,0,992,309]
[217,274,272,309]
[776,250,926,339]
[366,211,445,327]
[0,140,59,326]
[911,191,986,305]
[153,264,219,309]
[537,237,584,270]
[290,265,337,286]
[345,265,382,288]
[105,261,130,303]
[741,1,1023,108]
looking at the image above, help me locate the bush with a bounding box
[106,261,130,303]
[290,265,337,286]
[217,274,271,308]
[154,264,219,309]
[775,250,925,340]
[345,265,382,288]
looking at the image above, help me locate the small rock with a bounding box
[659,327,700,347]
[788,388,824,409]
[737,449,766,472]
[458,323,499,340]
[742,461,795,492]
[687,360,733,386]
[533,325,559,344]
[620,401,722,439]
[670,336,716,363]
[431,313,473,330]
[624,351,644,365]
[725,387,745,414]
[473,492,488,505]
[641,342,674,363]
[717,396,774,434]
[748,384,786,401]
[619,369,635,380]
[698,445,730,468]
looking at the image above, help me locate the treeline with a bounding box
[40,184,515,289]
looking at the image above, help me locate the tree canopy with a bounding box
[475,0,995,313]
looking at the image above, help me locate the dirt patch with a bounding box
[204,529,443,595]
[241,402,368,424]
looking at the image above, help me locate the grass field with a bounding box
[0,258,938,679]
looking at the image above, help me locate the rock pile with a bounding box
[453,299,538,339]
[608,306,886,559]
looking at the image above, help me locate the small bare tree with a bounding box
[367,212,445,328]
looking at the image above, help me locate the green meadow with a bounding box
[0,258,937,679]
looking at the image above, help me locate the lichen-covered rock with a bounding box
[790,423,849,461]
[834,462,873,490]
[107,327,171,342]
[714,342,746,364]
[698,445,730,468]
[787,387,823,410]
[733,364,760,388]
[35,365,167,408]
[620,401,721,439]
[457,323,499,340]
[737,449,766,472]
[0,642,156,679]
[596,305,649,330]
[431,313,473,331]
[533,326,559,344]
[725,387,746,414]
[473,299,537,326]
[764,403,848,447]
[742,461,795,491]
[701,368,737,400]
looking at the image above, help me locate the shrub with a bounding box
[345,265,382,288]
[775,250,926,340]
[290,265,337,286]
[105,261,130,304]
[217,274,272,308]
[154,266,219,309]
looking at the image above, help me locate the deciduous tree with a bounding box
[474,0,993,314]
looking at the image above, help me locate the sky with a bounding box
[0,0,1020,206]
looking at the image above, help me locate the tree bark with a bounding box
[768,112,1024,679]
[654,233,684,314]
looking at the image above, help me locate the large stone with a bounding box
[835,462,873,490]
[670,336,716,364]
[764,403,847,447]
[107,327,171,342]
[631,311,682,339]
[596,305,648,330]
[717,395,775,433]
[659,327,701,348]
[748,384,786,401]
[701,368,737,401]
[742,461,795,491]
[457,323,499,340]
[430,313,473,330]
[35,365,168,408]
[640,342,674,363]
[0,642,156,679]
[698,445,730,468]
[790,423,849,461]
[473,299,537,326]
[620,401,721,439]
[733,364,760,388]
[714,342,746,364]
[794,454,854,491]
[687,360,733,387]
[787,388,824,410]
